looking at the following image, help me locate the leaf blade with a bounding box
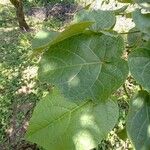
[127,90,150,150]
[128,47,150,91]
[132,9,150,36]
[31,21,94,56]
[74,10,116,31]
[38,34,128,101]
[26,89,119,150]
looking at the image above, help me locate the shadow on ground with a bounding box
[0,0,79,149]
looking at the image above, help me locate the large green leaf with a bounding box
[38,34,128,101]
[132,9,150,36]
[74,10,116,32]
[127,90,150,150]
[128,48,150,91]
[31,21,93,56]
[26,89,119,150]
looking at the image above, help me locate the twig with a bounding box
[139,85,143,90]
[123,84,130,99]
[119,30,140,35]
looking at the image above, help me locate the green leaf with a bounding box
[132,9,150,36]
[83,3,92,10]
[117,128,128,141]
[38,34,128,101]
[143,40,150,49]
[113,5,128,15]
[127,90,150,150]
[117,0,132,3]
[31,21,93,56]
[127,27,142,47]
[128,48,150,91]
[26,89,119,150]
[74,10,116,31]
[32,30,59,53]
[142,33,150,41]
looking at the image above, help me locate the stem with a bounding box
[123,84,130,99]
[119,30,140,35]
[139,85,143,90]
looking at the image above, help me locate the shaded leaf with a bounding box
[127,27,142,47]
[38,34,128,102]
[128,47,150,91]
[132,9,150,36]
[74,10,116,31]
[26,89,119,150]
[143,40,150,49]
[117,128,128,141]
[127,90,150,150]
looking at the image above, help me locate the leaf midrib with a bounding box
[46,61,102,71]
[27,100,93,137]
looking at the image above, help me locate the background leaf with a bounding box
[26,89,119,150]
[128,47,150,91]
[134,0,150,10]
[117,0,132,3]
[113,5,128,15]
[127,27,142,47]
[74,10,116,31]
[38,34,128,102]
[127,90,150,150]
[132,9,150,36]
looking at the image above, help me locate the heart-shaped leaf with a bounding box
[38,34,128,101]
[128,47,150,91]
[127,90,150,150]
[26,89,119,150]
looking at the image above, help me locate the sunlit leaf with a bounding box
[32,30,58,53]
[128,47,150,91]
[26,89,119,150]
[74,10,116,31]
[113,5,128,15]
[127,90,150,150]
[38,34,128,102]
[117,0,132,3]
[31,21,93,56]
[83,3,92,10]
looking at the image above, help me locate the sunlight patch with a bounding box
[73,130,96,150]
